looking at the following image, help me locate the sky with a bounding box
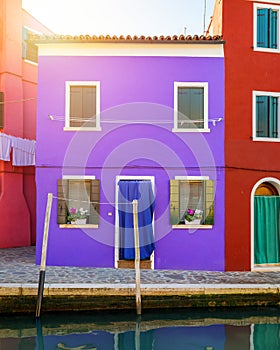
[22,0,216,37]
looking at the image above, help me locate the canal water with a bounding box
[0,308,279,349]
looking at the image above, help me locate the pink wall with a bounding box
[0,0,52,247]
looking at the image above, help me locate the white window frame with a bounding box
[252,90,280,142]
[60,175,98,228]
[172,82,210,133]
[64,81,101,131]
[114,175,155,269]
[253,2,280,53]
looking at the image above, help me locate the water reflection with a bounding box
[0,308,279,350]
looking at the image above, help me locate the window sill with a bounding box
[253,47,279,54]
[63,127,102,132]
[59,224,99,229]
[172,224,213,229]
[253,137,280,142]
[172,128,210,133]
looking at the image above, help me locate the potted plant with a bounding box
[184,209,203,225]
[67,207,89,225]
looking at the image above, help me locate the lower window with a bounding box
[57,178,100,225]
[254,91,280,140]
[170,178,214,226]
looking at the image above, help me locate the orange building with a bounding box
[209,0,280,271]
[0,0,52,247]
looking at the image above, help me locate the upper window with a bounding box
[253,91,280,141]
[173,82,209,132]
[57,176,100,227]
[170,177,214,227]
[65,81,101,131]
[254,3,279,52]
[22,27,39,63]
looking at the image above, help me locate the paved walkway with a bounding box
[1,246,280,285]
[0,246,280,313]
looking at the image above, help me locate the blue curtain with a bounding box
[254,196,280,264]
[118,180,155,260]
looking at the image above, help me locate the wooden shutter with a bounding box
[90,179,100,225]
[57,179,69,224]
[170,180,180,225]
[204,180,214,225]
[70,86,96,127]
[0,92,3,129]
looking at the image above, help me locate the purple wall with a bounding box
[36,55,225,270]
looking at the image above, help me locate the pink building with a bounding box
[0,0,52,247]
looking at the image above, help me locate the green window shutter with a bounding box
[257,8,269,48]
[256,95,269,137]
[90,179,100,225]
[204,180,214,225]
[170,180,180,225]
[57,179,69,224]
[270,10,278,49]
[270,96,278,138]
[0,92,4,128]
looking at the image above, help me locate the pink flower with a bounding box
[70,208,76,214]
[187,209,195,216]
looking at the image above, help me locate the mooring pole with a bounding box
[36,193,53,318]
[133,199,141,315]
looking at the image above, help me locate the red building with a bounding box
[209,0,280,271]
[0,0,52,248]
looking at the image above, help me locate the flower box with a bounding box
[71,218,87,225]
[184,218,201,225]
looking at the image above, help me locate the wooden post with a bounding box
[133,199,141,315]
[36,193,53,318]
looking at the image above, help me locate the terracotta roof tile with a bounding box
[30,33,223,44]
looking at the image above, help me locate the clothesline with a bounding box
[0,97,35,104]
[53,195,135,205]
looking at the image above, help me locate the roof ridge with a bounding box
[29,33,224,43]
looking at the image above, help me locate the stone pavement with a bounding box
[0,246,280,313]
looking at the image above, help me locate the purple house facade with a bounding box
[35,35,225,270]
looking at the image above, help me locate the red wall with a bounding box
[222,0,280,270]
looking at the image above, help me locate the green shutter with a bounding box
[257,8,269,48]
[57,179,69,224]
[270,97,278,138]
[204,180,214,225]
[270,10,278,49]
[90,179,100,225]
[0,92,4,129]
[170,180,180,225]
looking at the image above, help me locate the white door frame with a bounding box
[250,177,280,271]
[114,175,155,269]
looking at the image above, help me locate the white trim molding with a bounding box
[37,42,224,58]
[173,82,210,133]
[114,175,155,269]
[252,90,280,142]
[65,81,101,131]
[253,2,280,53]
[250,177,280,271]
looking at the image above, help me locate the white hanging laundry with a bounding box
[0,133,11,161]
[11,136,36,166]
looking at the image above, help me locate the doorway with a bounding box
[252,178,280,270]
[115,176,155,269]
